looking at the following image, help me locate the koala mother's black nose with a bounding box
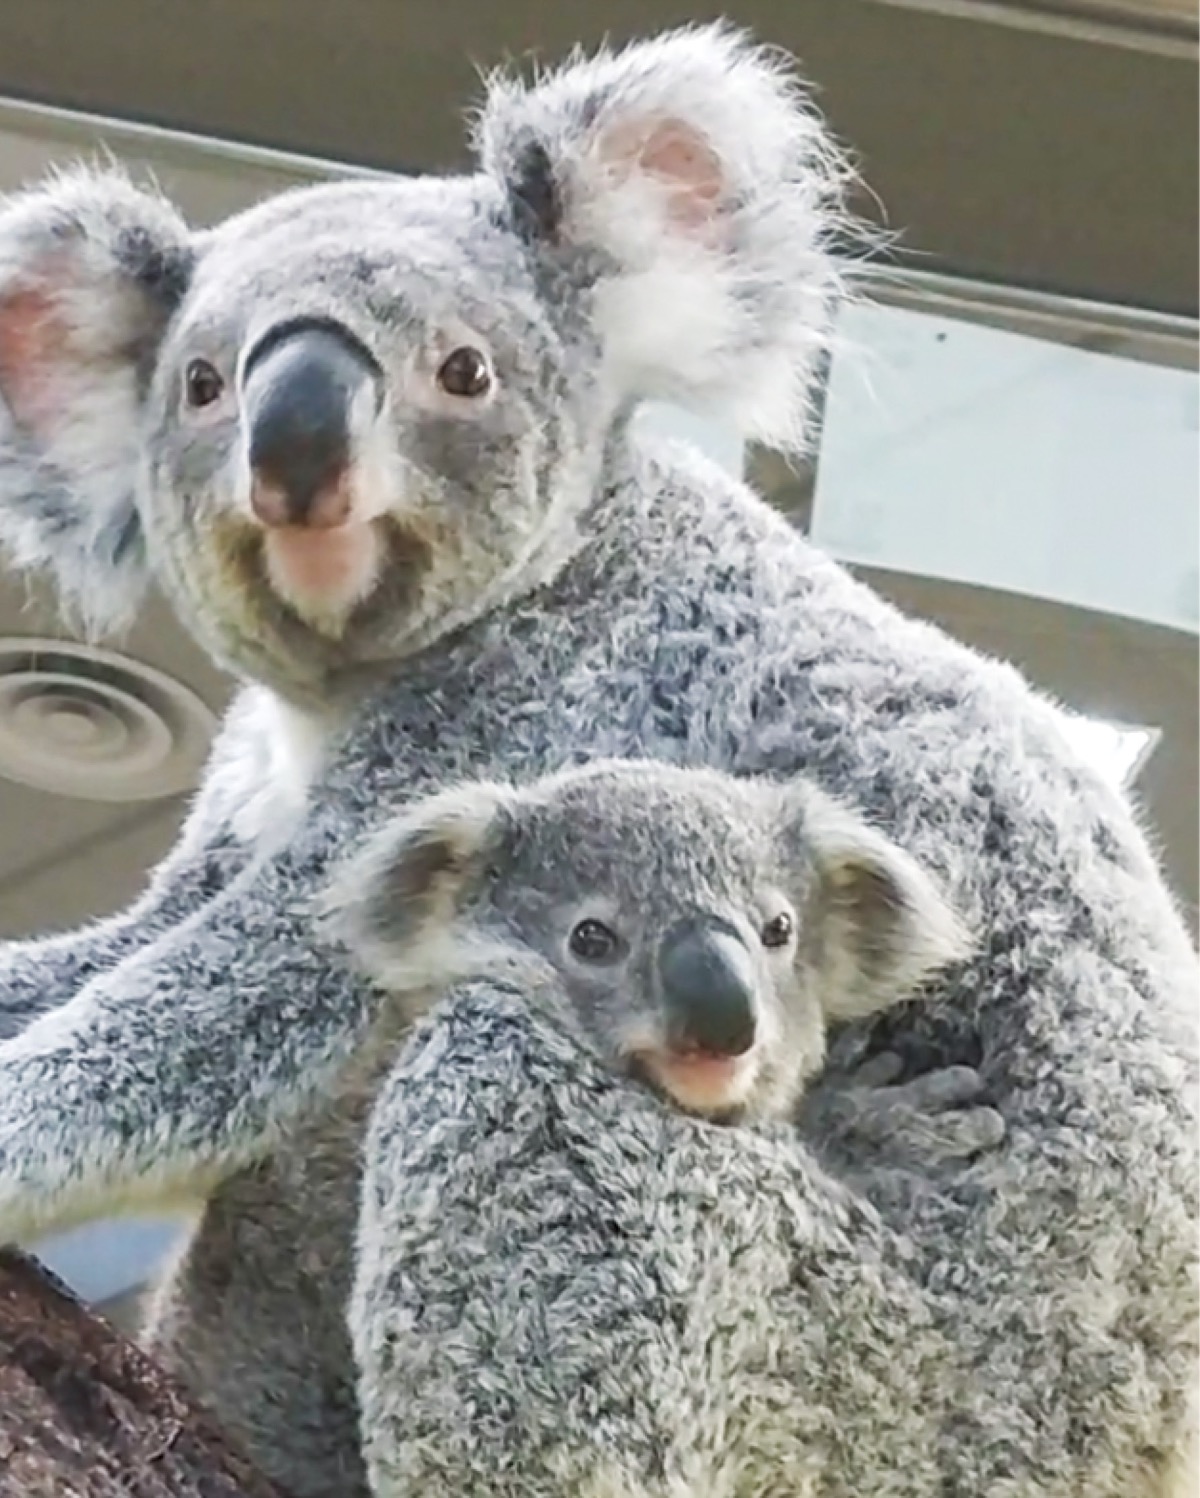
[243,322,380,529]
[658,918,759,1058]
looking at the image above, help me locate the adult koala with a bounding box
[0,22,1195,1498]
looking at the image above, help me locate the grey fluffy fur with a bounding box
[323,759,979,1124]
[0,22,1195,1498]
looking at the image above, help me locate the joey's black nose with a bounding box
[243,322,380,529]
[658,917,759,1058]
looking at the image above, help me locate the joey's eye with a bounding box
[760,911,795,950]
[436,346,492,398]
[568,918,619,962]
[183,358,225,409]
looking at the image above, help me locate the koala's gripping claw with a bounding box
[811,1052,1007,1167]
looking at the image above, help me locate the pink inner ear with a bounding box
[602,117,725,233]
[0,284,69,435]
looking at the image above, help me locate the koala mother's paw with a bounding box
[810,1050,1007,1168]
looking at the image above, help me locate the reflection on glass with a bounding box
[1058,713,1160,789]
[812,304,1198,635]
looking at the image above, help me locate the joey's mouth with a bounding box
[630,1044,760,1117]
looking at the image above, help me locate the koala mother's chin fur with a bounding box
[160,451,602,711]
[187,510,436,705]
[261,522,386,632]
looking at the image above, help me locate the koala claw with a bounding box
[845,1050,906,1090]
[817,1053,1006,1165]
[861,1060,987,1113]
[915,1102,1007,1157]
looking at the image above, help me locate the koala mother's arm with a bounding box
[0,802,380,1244]
[0,696,259,1040]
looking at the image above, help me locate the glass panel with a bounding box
[636,403,744,477]
[1055,713,1161,788]
[34,1217,192,1306]
[812,302,1198,635]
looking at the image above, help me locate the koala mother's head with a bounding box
[0,25,852,701]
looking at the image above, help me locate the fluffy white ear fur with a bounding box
[0,165,194,634]
[474,22,862,452]
[786,784,974,1021]
[319,781,516,997]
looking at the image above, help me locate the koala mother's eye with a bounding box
[183,358,226,410]
[435,345,492,398]
[760,911,795,949]
[568,918,620,963]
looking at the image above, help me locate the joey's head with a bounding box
[325,762,971,1122]
[0,25,854,703]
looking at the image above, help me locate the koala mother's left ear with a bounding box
[473,23,860,453]
[0,166,197,635]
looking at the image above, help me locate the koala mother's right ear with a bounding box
[0,167,196,635]
[474,23,860,454]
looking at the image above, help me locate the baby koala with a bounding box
[323,760,973,1122]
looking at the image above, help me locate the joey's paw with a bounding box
[822,1053,1006,1165]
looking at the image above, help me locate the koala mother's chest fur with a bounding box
[335,521,840,801]
[143,1078,378,1498]
[222,479,797,860]
[230,693,340,855]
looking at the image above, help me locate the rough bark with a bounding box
[0,1247,292,1497]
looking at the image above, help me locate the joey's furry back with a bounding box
[0,21,1195,1498]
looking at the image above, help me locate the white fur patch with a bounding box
[0,165,192,634]
[262,522,385,632]
[229,690,335,854]
[474,22,864,453]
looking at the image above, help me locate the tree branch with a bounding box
[0,1246,294,1497]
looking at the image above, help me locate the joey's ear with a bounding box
[0,166,196,635]
[474,23,858,450]
[779,784,973,1022]
[318,781,514,992]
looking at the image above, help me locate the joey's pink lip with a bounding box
[263,516,370,547]
[631,1045,758,1111]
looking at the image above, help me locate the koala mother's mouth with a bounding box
[210,510,436,649]
[262,519,384,624]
